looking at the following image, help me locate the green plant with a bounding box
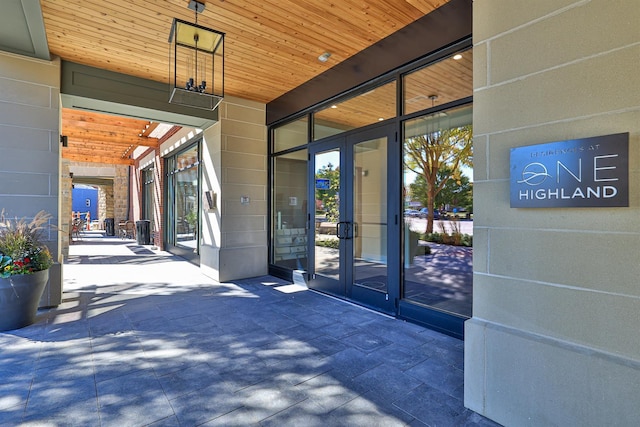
[315,239,339,249]
[420,227,473,248]
[185,209,197,227]
[0,210,53,278]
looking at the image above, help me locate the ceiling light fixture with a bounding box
[168,0,225,110]
[453,53,463,60]
[318,52,331,62]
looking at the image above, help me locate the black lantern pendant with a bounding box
[168,1,224,110]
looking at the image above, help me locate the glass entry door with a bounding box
[309,125,397,314]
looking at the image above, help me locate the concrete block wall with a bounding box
[0,51,62,304]
[201,96,268,282]
[70,163,129,226]
[60,159,71,256]
[114,164,130,223]
[466,1,640,425]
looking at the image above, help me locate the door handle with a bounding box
[337,221,352,239]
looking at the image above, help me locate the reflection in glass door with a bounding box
[310,145,344,295]
[308,125,396,314]
[351,137,388,300]
[166,143,200,262]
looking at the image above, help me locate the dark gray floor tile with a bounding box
[367,319,434,349]
[338,308,386,326]
[0,374,31,411]
[0,403,24,425]
[267,356,332,387]
[205,382,308,425]
[169,381,244,426]
[254,311,300,333]
[295,372,362,411]
[35,339,93,370]
[316,320,361,339]
[328,393,414,427]
[100,390,175,427]
[290,311,336,329]
[326,347,383,379]
[308,335,348,356]
[259,398,338,427]
[352,363,423,402]
[393,383,468,426]
[0,241,495,427]
[147,414,181,426]
[216,354,274,388]
[365,345,430,371]
[275,323,325,342]
[405,356,464,397]
[344,330,393,353]
[417,341,465,370]
[96,368,162,408]
[25,376,98,419]
[255,338,325,367]
[22,399,101,426]
[158,362,222,400]
[462,411,504,426]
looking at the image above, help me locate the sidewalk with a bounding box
[0,232,499,426]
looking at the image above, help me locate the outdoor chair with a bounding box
[120,220,135,240]
[70,219,83,242]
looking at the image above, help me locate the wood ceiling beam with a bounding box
[62,153,134,166]
[63,120,149,134]
[65,132,159,147]
[63,113,149,126]
[62,144,131,156]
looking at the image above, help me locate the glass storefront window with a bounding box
[272,149,308,270]
[403,48,472,115]
[167,143,200,258]
[142,167,155,239]
[313,80,396,140]
[403,104,473,317]
[273,116,308,153]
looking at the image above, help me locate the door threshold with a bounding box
[308,288,394,319]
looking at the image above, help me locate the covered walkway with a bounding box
[0,233,497,426]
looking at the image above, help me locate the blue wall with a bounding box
[72,187,98,220]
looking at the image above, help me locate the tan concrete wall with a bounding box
[466,1,640,425]
[201,96,268,282]
[60,159,71,256]
[69,163,129,225]
[0,51,62,304]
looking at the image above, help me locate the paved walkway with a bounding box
[0,232,499,426]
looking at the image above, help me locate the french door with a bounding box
[308,125,398,314]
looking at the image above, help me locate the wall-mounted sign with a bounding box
[315,178,330,190]
[205,191,216,210]
[510,133,628,208]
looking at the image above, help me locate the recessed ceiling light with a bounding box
[331,105,337,109]
[453,54,463,60]
[318,52,331,62]
[378,118,384,121]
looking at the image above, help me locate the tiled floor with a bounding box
[0,233,499,426]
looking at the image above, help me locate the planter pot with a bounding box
[0,269,49,331]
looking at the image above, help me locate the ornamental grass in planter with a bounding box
[0,210,53,331]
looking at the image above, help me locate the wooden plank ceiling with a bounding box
[41,0,454,165]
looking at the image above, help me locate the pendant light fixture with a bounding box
[168,0,225,110]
